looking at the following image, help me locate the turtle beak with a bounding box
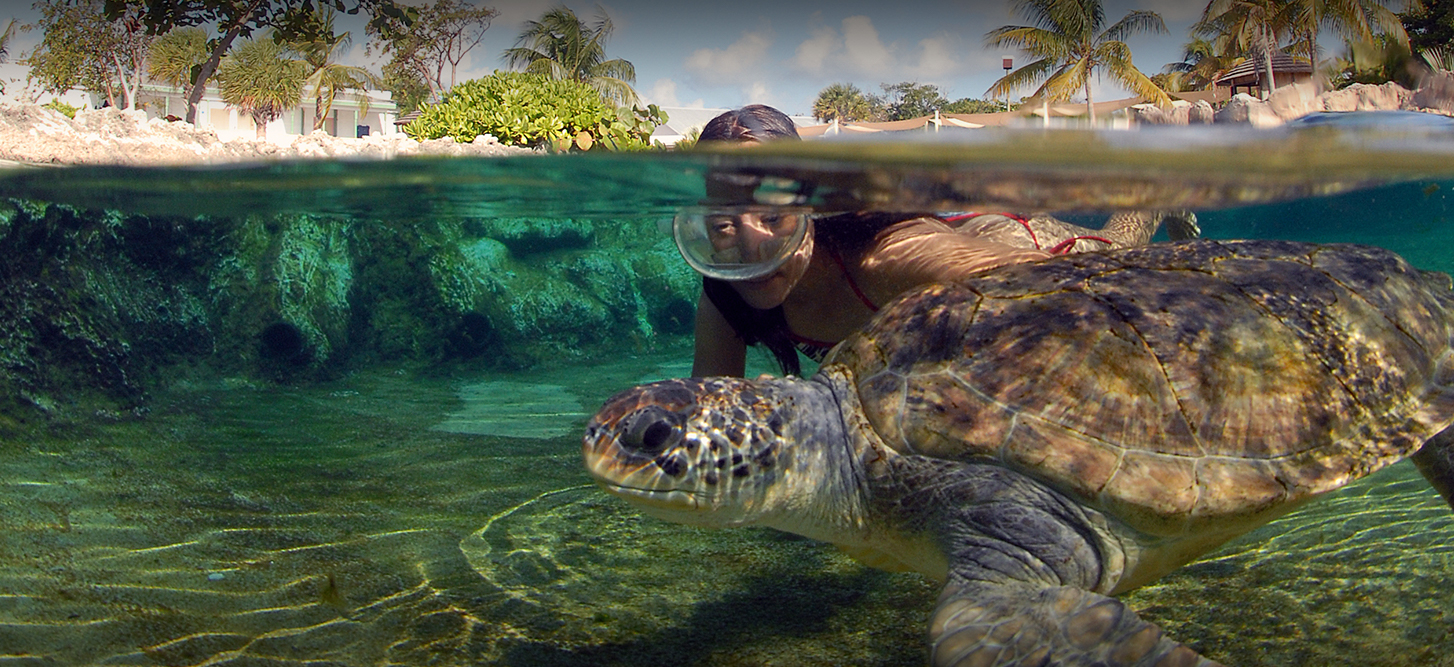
[583,377,791,527]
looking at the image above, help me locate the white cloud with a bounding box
[744,82,774,105]
[684,29,774,86]
[791,25,839,77]
[646,78,682,107]
[841,16,892,77]
[906,35,961,80]
[645,78,705,108]
[786,16,967,84]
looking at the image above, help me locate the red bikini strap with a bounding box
[825,244,879,312]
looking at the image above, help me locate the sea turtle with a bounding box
[955,210,1202,254]
[583,239,1454,667]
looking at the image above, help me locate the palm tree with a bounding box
[1283,0,1407,90]
[0,18,15,94]
[812,83,877,122]
[290,8,382,132]
[1198,0,1296,98]
[1162,35,1243,90]
[217,35,307,138]
[147,27,209,90]
[986,0,1171,123]
[1425,45,1454,73]
[0,19,17,64]
[501,6,638,106]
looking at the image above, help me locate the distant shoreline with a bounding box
[0,104,536,168]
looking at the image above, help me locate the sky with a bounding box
[0,0,1321,116]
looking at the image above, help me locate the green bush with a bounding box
[42,100,80,118]
[404,71,667,151]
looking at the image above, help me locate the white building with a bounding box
[0,62,400,143]
[134,81,399,142]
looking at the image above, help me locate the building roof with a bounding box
[1215,53,1314,87]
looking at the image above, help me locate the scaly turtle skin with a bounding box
[583,239,1454,667]
[956,210,1201,254]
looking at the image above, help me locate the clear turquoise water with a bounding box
[1,127,1453,666]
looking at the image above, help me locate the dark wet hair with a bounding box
[699,105,800,144]
[702,211,933,376]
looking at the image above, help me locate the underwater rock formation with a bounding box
[0,200,699,419]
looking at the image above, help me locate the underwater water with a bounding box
[1,125,1454,666]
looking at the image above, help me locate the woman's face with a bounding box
[724,214,814,310]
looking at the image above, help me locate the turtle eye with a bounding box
[621,406,682,455]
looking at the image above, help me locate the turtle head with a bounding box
[583,374,855,532]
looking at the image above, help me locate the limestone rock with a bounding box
[1414,71,1454,116]
[0,104,535,166]
[1319,82,1412,113]
[1268,81,1321,120]
[1189,100,1215,124]
[1215,93,1287,127]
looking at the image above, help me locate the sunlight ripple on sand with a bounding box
[431,380,587,439]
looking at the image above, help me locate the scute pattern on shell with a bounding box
[831,240,1454,536]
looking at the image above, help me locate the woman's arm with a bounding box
[692,293,748,377]
[857,218,1052,298]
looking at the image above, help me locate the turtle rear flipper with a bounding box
[1413,425,1454,511]
[1159,210,1201,241]
[930,581,1220,667]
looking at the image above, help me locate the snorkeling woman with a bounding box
[684,105,1198,377]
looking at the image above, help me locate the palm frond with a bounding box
[1101,10,1167,42]
[985,57,1055,98]
[590,76,638,106]
[1098,40,1172,105]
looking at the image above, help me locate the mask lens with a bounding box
[673,207,811,281]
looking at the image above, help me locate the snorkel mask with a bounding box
[674,170,818,281]
[672,206,813,281]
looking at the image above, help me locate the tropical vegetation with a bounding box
[216,35,307,138]
[103,0,412,123]
[294,8,382,132]
[404,71,664,151]
[811,83,880,122]
[27,0,150,109]
[943,97,1020,114]
[147,27,209,91]
[365,0,498,111]
[986,0,1171,122]
[811,81,1019,122]
[1403,0,1454,56]
[502,6,638,106]
[1156,35,1239,92]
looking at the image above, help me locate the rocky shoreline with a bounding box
[1132,74,1454,126]
[0,104,535,166]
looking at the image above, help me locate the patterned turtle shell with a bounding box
[829,240,1454,537]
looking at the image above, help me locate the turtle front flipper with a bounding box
[1158,210,1201,241]
[929,581,1220,667]
[1413,425,1454,511]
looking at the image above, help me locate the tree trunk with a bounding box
[184,27,240,124]
[313,93,326,131]
[1085,77,1095,124]
[183,0,266,124]
[1261,25,1277,99]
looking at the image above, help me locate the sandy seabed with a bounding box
[1,347,1451,666]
